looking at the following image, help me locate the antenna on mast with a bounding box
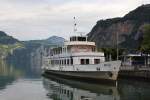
[73,17,77,33]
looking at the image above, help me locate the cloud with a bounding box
[0,0,149,40]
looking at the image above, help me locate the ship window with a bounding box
[86,59,89,64]
[67,90,70,97]
[62,60,63,65]
[57,60,59,65]
[67,59,69,65]
[51,60,53,65]
[94,59,100,64]
[62,60,64,65]
[59,60,61,65]
[80,59,89,65]
[60,60,62,65]
[64,59,66,65]
[53,60,54,65]
[54,60,57,65]
[70,36,86,41]
[61,60,64,65]
[71,58,73,65]
[64,89,66,94]
[92,47,95,52]
[54,60,56,65]
[81,59,84,65]
[71,37,76,41]
[78,37,86,41]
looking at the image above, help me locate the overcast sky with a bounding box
[0,0,150,40]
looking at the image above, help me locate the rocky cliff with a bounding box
[88,4,150,49]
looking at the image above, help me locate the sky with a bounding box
[0,0,150,40]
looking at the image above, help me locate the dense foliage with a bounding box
[141,24,150,52]
[98,48,125,60]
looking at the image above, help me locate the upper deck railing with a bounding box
[64,41,95,46]
[49,51,104,58]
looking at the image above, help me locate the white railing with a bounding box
[64,41,95,46]
[50,52,104,58]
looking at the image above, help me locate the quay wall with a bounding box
[119,66,150,80]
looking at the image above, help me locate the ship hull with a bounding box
[43,70,119,82]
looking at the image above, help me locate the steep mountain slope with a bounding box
[0,32,65,70]
[0,31,24,59]
[0,31,19,44]
[88,4,150,49]
[24,35,65,47]
[8,36,65,67]
[45,36,65,45]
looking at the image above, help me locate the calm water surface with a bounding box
[0,60,150,100]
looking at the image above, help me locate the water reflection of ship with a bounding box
[43,76,120,100]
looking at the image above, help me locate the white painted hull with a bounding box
[43,60,121,81]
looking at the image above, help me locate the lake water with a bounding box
[0,60,150,100]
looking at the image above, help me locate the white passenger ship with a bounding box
[42,36,121,81]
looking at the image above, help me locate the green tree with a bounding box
[99,48,125,60]
[141,24,150,52]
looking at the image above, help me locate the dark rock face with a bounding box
[88,4,150,49]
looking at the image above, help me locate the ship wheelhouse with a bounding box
[48,36,105,67]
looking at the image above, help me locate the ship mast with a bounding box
[73,17,77,33]
[73,17,85,37]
